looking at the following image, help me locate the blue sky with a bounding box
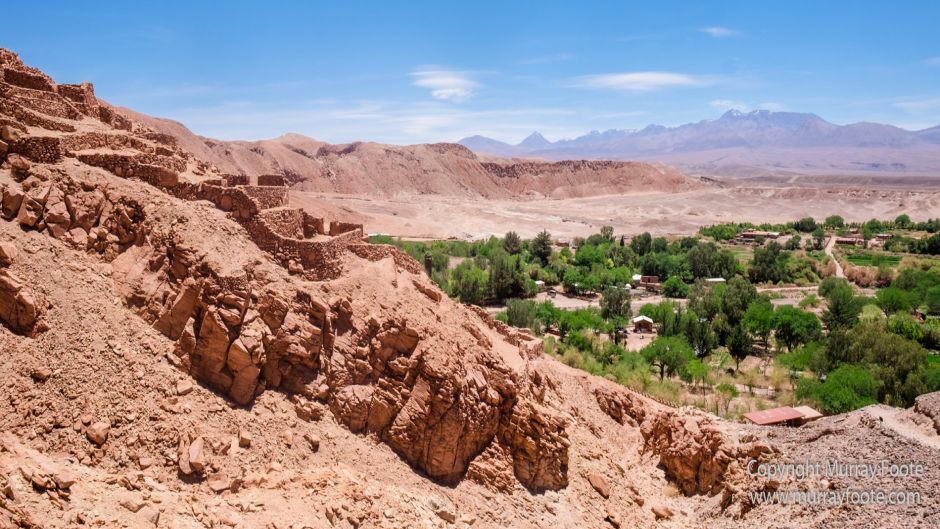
[4,1,940,144]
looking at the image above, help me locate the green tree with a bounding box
[926,285,940,315]
[688,279,724,320]
[876,287,913,317]
[721,276,758,326]
[822,322,929,406]
[742,299,775,346]
[715,383,739,415]
[488,250,525,301]
[785,234,802,250]
[812,226,826,250]
[819,277,853,299]
[662,276,689,298]
[726,324,753,371]
[687,242,737,279]
[535,300,562,332]
[683,311,717,357]
[797,364,879,414]
[600,286,631,343]
[887,313,924,342]
[600,225,614,242]
[793,217,817,233]
[641,336,694,381]
[825,215,845,228]
[821,285,862,332]
[562,267,584,294]
[683,358,710,394]
[895,214,912,228]
[531,230,553,265]
[450,260,488,304]
[749,242,789,284]
[772,305,821,351]
[630,232,652,256]
[504,298,538,331]
[503,231,522,255]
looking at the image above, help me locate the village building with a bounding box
[632,315,654,333]
[835,236,866,247]
[737,230,780,242]
[637,275,661,292]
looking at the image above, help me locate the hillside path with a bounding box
[825,236,845,278]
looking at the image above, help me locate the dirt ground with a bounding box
[292,183,940,240]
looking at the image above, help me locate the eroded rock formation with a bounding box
[0,47,572,493]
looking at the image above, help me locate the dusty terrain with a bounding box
[0,48,938,529]
[291,184,940,240]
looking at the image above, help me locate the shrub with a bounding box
[662,276,689,298]
[798,364,879,414]
[504,298,538,331]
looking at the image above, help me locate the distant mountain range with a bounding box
[459,110,940,176]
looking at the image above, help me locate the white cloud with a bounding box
[927,57,940,66]
[758,101,787,111]
[409,69,477,102]
[710,99,749,111]
[895,97,940,113]
[709,100,788,113]
[701,26,737,38]
[167,98,585,144]
[519,53,574,65]
[575,71,711,92]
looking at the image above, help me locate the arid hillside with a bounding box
[0,48,938,529]
[121,108,698,199]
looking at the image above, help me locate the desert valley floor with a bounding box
[293,180,940,239]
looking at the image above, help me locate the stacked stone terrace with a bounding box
[175,176,366,280]
[0,48,368,281]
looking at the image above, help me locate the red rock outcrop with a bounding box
[0,47,571,493]
[640,408,774,497]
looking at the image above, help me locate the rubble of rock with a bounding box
[915,392,940,434]
[640,408,774,496]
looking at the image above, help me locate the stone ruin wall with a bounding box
[257,174,286,186]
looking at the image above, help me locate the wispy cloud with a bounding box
[927,57,940,66]
[758,101,788,112]
[701,26,738,38]
[894,97,940,113]
[167,98,586,144]
[710,99,749,111]
[518,53,573,65]
[574,71,712,92]
[709,99,788,113]
[409,68,477,102]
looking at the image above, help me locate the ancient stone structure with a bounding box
[0,48,571,494]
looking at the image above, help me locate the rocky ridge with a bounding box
[0,48,937,528]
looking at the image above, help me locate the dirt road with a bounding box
[825,236,845,278]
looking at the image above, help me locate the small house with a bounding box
[835,237,865,247]
[744,405,823,427]
[632,315,654,333]
[743,406,805,426]
[792,406,823,425]
[738,230,780,242]
[638,275,661,292]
